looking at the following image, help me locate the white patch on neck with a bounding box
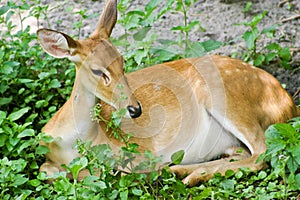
[69,48,82,63]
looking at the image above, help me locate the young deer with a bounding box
[37,0,299,185]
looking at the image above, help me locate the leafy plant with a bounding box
[242,2,253,13]
[169,0,222,58]
[0,108,53,199]
[259,117,300,197]
[114,0,222,72]
[0,1,75,129]
[237,10,291,68]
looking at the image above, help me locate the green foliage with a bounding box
[259,117,300,196]
[236,11,292,68]
[242,2,253,13]
[114,0,222,72]
[0,0,299,199]
[0,1,75,130]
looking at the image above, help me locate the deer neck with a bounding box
[43,75,99,143]
[69,77,100,141]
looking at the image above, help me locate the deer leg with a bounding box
[170,146,266,186]
[39,161,63,183]
[40,161,61,176]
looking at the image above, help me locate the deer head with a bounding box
[37,0,142,118]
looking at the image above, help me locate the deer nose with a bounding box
[127,102,142,118]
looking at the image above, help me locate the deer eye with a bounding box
[91,68,111,86]
[91,68,103,76]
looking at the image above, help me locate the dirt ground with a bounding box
[3,0,299,102]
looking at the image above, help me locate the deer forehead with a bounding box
[82,40,122,69]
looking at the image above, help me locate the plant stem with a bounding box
[182,1,189,50]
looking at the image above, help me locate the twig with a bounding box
[292,87,300,100]
[290,48,300,58]
[281,13,300,23]
[278,0,290,7]
[290,48,300,53]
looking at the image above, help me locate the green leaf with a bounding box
[133,49,148,65]
[291,144,300,164]
[8,107,30,121]
[225,169,235,178]
[242,2,252,12]
[17,139,35,154]
[133,27,151,41]
[68,157,88,180]
[265,52,277,63]
[201,40,223,52]
[5,10,15,22]
[186,20,200,31]
[253,54,265,66]
[257,171,267,179]
[0,134,8,147]
[171,25,186,31]
[38,72,50,79]
[35,100,48,108]
[120,189,129,200]
[17,78,33,83]
[18,129,35,138]
[11,174,28,187]
[261,24,280,35]
[171,150,185,165]
[152,48,179,62]
[145,0,162,13]
[185,42,206,57]
[220,179,235,191]
[295,174,300,190]
[41,134,55,143]
[0,6,10,16]
[248,10,268,29]
[265,126,287,157]
[29,179,41,187]
[49,79,61,88]
[0,110,7,125]
[185,0,192,7]
[235,170,244,179]
[0,50,4,60]
[98,180,107,189]
[287,156,298,174]
[278,47,291,61]
[266,43,280,51]
[0,62,16,74]
[35,145,50,155]
[0,97,12,106]
[273,123,296,138]
[124,12,142,30]
[131,187,143,196]
[243,28,258,50]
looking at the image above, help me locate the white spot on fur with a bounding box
[69,54,82,63]
[154,84,160,91]
[225,70,232,75]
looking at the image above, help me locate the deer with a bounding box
[36,0,300,186]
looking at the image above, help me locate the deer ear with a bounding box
[90,0,117,39]
[37,28,78,58]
